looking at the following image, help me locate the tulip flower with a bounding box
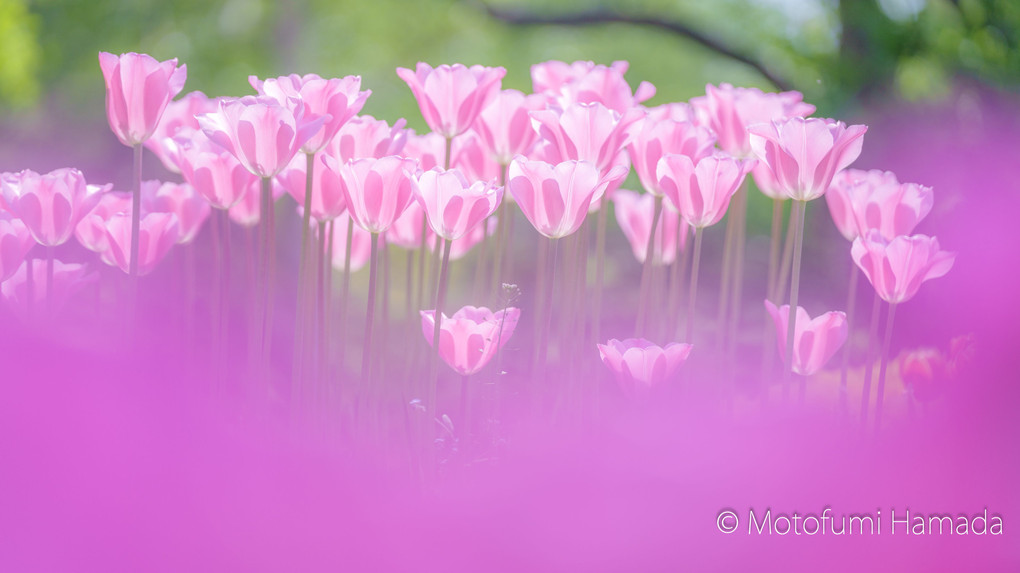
[403,131,446,171]
[596,338,693,399]
[145,91,218,173]
[325,155,418,235]
[396,62,506,140]
[386,200,426,250]
[471,89,546,166]
[420,305,520,376]
[1,259,96,320]
[176,129,260,211]
[764,301,848,377]
[143,180,210,244]
[530,102,643,175]
[612,189,687,266]
[530,60,655,114]
[691,83,815,158]
[508,158,627,239]
[103,211,181,276]
[412,168,502,242]
[628,118,716,198]
[75,191,132,265]
[250,73,370,154]
[274,154,348,222]
[331,212,374,273]
[1,168,107,247]
[850,174,934,241]
[450,134,502,184]
[0,211,34,283]
[98,52,187,147]
[329,115,408,163]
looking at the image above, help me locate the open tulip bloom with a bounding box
[420,305,520,377]
[396,62,506,140]
[0,211,34,283]
[597,338,693,399]
[98,52,187,148]
[412,168,502,242]
[690,83,815,158]
[851,231,955,305]
[764,301,848,377]
[1,168,108,248]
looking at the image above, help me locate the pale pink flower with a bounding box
[323,155,417,234]
[143,180,210,244]
[472,89,545,165]
[691,83,814,157]
[1,168,107,247]
[329,115,408,163]
[0,211,34,283]
[597,338,693,398]
[144,91,218,173]
[656,153,754,229]
[396,63,506,139]
[420,305,520,376]
[98,51,187,146]
[851,231,955,304]
[412,168,502,241]
[628,118,716,196]
[612,189,688,266]
[764,301,848,376]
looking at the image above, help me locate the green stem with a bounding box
[840,262,860,416]
[130,143,142,277]
[782,200,806,392]
[635,195,663,336]
[361,232,380,389]
[860,291,882,426]
[428,238,453,420]
[874,302,897,432]
[339,216,354,374]
[685,227,704,343]
[726,186,748,356]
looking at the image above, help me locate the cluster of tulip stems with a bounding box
[0,53,957,469]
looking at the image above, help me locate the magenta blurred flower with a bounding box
[250,73,370,154]
[596,338,693,398]
[103,211,181,276]
[656,153,754,229]
[531,60,655,113]
[329,115,408,163]
[98,51,187,147]
[227,180,282,228]
[450,134,502,183]
[628,118,716,197]
[412,168,502,241]
[197,96,325,179]
[645,102,698,124]
[323,155,417,234]
[764,301,848,376]
[396,62,505,139]
[274,154,348,221]
[145,91,218,173]
[386,200,426,250]
[403,131,446,171]
[1,168,107,247]
[143,180,210,244]
[508,157,626,239]
[1,259,96,317]
[748,117,867,202]
[899,347,948,403]
[851,231,956,304]
[177,130,260,210]
[331,212,376,273]
[473,89,545,165]
[75,191,131,265]
[839,169,934,241]
[0,211,34,283]
[530,102,643,174]
[420,305,520,376]
[691,83,815,157]
[613,189,688,266]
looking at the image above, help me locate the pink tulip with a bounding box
[426,212,497,260]
[145,91,218,173]
[1,168,108,247]
[530,102,644,174]
[612,189,688,266]
[596,338,693,398]
[690,83,815,157]
[386,200,426,250]
[329,115,408,163]
[98,52,187,147]
[420,305,520,376]
[197,96,325,179]
[764,301,848,376]
[508,157,627,239]
[402,131,447,171]
[250,73,371,154]
[75,191,131,266]
[227,181,282,228]
[844,170,934,241]
[747,117,867,202]
[177,129,260,210]
[412,168,502,241]
[103,211,181,276]
[656,153,754,229]
[322,155,417,234]
[472,89,545,165]
[396,62,506,139]
[826,169,900,240]
[628,118,716,196]
[0,211,34,283]
[331,213,376,273]
[851,231,955,304]
[1,259,96,317]
[750,160,786,201]
[143,180,210,244]
[530,60,655,114]
[645,102,698,124]
[451,134,502,184]
[274,154,347,221]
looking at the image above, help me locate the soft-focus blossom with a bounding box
[412,168,502,241]
[427,214,497,261]
[145,91,217,173]
[508,157,627,239]
[899,347,948,403]
[228,179,283,228]
[691,83,814,157]
[177,130,259,210]
[143,180,210,244]
[843,169,934,240]
[75,191,131,265]
[825,169,895,240]
[748,117,867,202]
[0,211,34,283]
[472,89,545,165]
[420,305,520,376]
[451,134,502,184]
[274,154,347,221]
[329,115,408,163]
[323,155,417,234]
[596,338,693,398]
[331,212,376,273]
[403,131,446,171]
[250,73,370,154]
[628,118,716,197]
[530,102,643,174]
[851,231,955,304]
[386,200,426,250]
[103,211,181,276]
[1,168,107,247]
[396,63,506,139]
[764,301,848,376]
[98,51,187,147]
[645,102,698,124]
[656,153,754,229]
[1,259,96,318]
[197,96,325,179]
[613,189,687,266]
[531,60,655,113]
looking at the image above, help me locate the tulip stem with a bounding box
[539,237,559,383]
[874,302,897,432]
[220,211,232,393]
[685,227,704,343]
[338,216,354,377]
[840,262,860,417]
[46,246,55,319]
[766,198,784,303]
[490,165,509,301]
[726,185,748,359]
[669,224,691,342]
[293,152,316,409]
[317,221,328,409]
[775,200,796,307]
[259,177,277,395]
[26,258,34,318]
[782,200,807,393]
[592,196,609,419]
[361,233,381,409]
[428,239,453,421]
[129,143,142,277]
[860,291,882,426]
[636,195,663,336]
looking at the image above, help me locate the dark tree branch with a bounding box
[476,1,792,91]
